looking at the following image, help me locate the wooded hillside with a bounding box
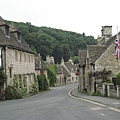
[6,20,97,63]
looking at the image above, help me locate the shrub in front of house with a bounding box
[5,85,22,100]
[37,74,49,91]
[116,73,120,85]
[91,91,102,96]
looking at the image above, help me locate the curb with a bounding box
[68,86,120,113]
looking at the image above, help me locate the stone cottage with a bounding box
[56,64,65,85]
[35,54,48,79]
[60,58,79,83]
[0,16,35,93]
[78,26,120,93]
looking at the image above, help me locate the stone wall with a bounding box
[97,84,120,99]
[6,48,35,91]
[95,43,119,75]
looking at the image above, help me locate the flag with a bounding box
[115,35,120,58]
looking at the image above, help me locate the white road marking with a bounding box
[68,87,120,113]
[91,107,105,110]
[100,113,105,116]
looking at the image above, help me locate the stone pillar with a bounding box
[102,84,105,96]
[107,85,110,97]
[117,85,119,98]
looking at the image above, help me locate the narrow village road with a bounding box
[0,83,120,120]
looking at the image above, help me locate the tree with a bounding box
[61,44,71,62]
[37,74,49,91]
[52,45,63,64]
[0,68,7,90]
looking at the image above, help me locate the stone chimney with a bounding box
[46,55,50,63]
[97,26,112,46]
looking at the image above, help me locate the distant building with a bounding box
[60,58,79,83]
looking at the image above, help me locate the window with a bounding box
[5,26,10,37]
[31,55,33,63]
[15,51,18,61]
[9,68,12,78]
[17,32,21,41]
[28,54,30,63]
[24,53,26,62]
[40,70,44,75]
[20,52,22,62]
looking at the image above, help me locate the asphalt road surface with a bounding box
[0,83,120,120]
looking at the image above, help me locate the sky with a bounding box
[0,0,120,38]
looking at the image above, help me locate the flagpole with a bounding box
[116,26,120,68]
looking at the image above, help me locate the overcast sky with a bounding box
[0,0,120,38]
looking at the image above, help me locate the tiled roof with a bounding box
[64,62,77,71]
[0,17,33,53]
[63,67,71,77]
[78,32,118,65]
[78,50,86,66]
[92,34,118,63]
[87,45,105,64]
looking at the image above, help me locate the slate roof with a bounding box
[78,50,86,66]
[63,67,71,77]
[87,45,105,64]
[64,62,77,71]
[91,34,119,63]
[0,16,7,26]
[0,16,34,53]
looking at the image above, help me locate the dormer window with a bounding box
[17,32,21,41]
[11,31,21,42]
[5,26,10,36]
[0,16,10,38]
[10,25,21,42]
[0,48,1,67]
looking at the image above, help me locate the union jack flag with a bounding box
[115,35,120,58]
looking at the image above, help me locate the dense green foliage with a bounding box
[5,85,22,100]
[6,20,97,63]
[0,68,7,89]
[0,68,7,100]
[37,74,49,91]
[46,64,57,86]
[116,73,120,85]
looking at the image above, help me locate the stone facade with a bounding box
[0,16,36,93]
[78,25,120,94]
[6,48,35,92]
[95,42,119,74]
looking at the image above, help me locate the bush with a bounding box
[116,73,120,85]
[0,90,5,100]
[91,91,102,96]
[37,74,49,91]
[5,86,22,100]
[0,67,7,89]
